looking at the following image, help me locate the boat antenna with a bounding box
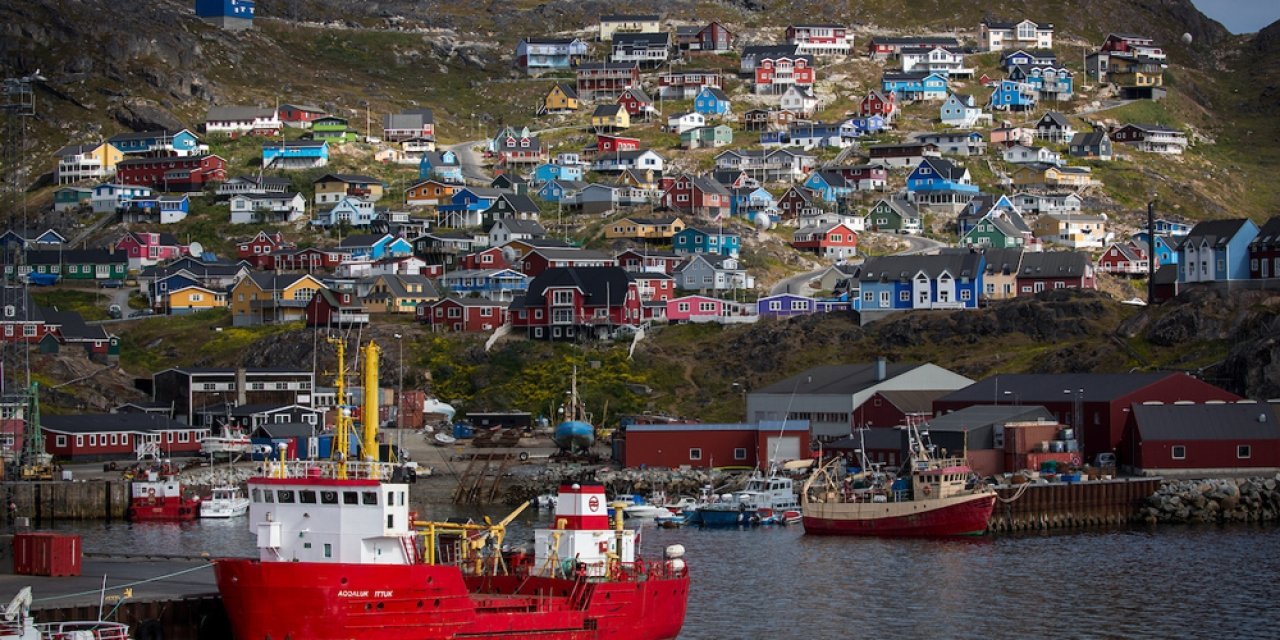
[765,377,802,472]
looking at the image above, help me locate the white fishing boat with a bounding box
[200,485,250,519]
[199,426,252,458]
[1,587,129,640]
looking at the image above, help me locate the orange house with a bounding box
[405,179,460,207]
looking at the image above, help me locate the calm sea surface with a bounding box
[46,507,1280,640]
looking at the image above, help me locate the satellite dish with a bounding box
[753,212,773,231]
[1181,33,1193,45]
[188,241,204,257]
[500,246,518,263]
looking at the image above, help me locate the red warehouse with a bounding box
[623,420,811,469]
[115,154,227,192]
[934,373,1242,462]
[1121,402,1280,477]
[42,413,207,461]
[419,297,510,332]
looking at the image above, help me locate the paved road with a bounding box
[444,139,490,183]
[895,234,947,255]
[770,267,829,295]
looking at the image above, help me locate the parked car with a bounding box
[129,309,155,318]
[108,304,123,319]
[98,279,123,289]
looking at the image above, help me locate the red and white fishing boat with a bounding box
[213,339,690,640]
[126,462,201,522]
[801,423,996,536]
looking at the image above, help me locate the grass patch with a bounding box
[30,290,111,321]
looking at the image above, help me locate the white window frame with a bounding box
[1171,445,1186,460]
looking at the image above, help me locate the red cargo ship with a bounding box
[801,423,996,536]
[126,463,201,522]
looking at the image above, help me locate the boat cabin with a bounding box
[534,483,636,578]
[910,457,974,500]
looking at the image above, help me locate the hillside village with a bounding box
[10,7,1278,349]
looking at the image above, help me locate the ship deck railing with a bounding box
[263,459,404,481]
[34,621,131,640]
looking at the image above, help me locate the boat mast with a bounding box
[361,340,381,478]
[328,337,353,479]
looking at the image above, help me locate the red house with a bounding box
[1248,216,1280,279]
[859,90,896,119]
[597,134,641,154]
[115,154,226,192]
[418,297,509,333]
[854,390,948,430]
[278,104,327,128]
[0,288,52,344]
[791,221,859,260]
[622,420,810,469]
[754,54,815,94]
[615,88,655,119]
[615,248,685,275]
[508,267,641,340]
[116,231,189,270]
[660,174,730,218]
[305,289,368,327]
[237,231,294,268]
[518,248,616,278]
[1016,251,1096,294]
[776,186,823,222]
[656,70,723,99]
[1096,241,1149,276]
[630,272,675,303]
[1122,402,1280,476]
[934,373,1242,462]
[677,22,734,53]
[461,247,511,270]
[271,247,345,272]
[42,413,207,461]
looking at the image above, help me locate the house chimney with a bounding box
[236,367,247,406]
[875,356,887,381]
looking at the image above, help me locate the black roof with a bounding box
[1182,219,1253,249]
[1131,403,1280,441]
[940,373,1183,405]
[754,362,926,395]
[512,267,633,310]
[24,249,128,265]
[859,253,982,282]
[254,423,317,439]
[42,413,190,434]
[1017,251,1090,278]
[1249,216,1280,249]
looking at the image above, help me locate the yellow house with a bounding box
[1109,56,1164,87]
[605,215,686,241]
[166,285,226,315]
[54,142,124,185]
[1033,213,1109,249]
[591,104,631,131]
[543,83,580,113]
[1011,164,1093,188]
[229,272,326,326]
[618,168,659,191]
[313,173,385,206]
[363,274,440,314]
[981,249,1023,301]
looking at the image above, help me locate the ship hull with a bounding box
[213,558,689,640]
[802,493,996,537]
[126,498,200,522]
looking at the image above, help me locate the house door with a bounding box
[1263,260,1270,278]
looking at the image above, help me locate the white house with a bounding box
[667,112,706,134]
[779,86,820,117]
[980,19,1054,51]
[204,106,281,135]
[313,196,376,228]
[901,46,973,77]
[591,149,666,174]
[1003,144,1062,166]
[229,193,308,225]
[939,93,987,128]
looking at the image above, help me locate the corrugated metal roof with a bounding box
[1132,403,1280,441]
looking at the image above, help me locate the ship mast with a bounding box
[361,340,381,478]
[328,337,353,479]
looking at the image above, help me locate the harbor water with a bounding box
[41,507,1280,639]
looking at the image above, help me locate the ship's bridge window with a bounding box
[343,491,359,505]
[278,490,295,503]
[399,491,406,506]
[387,491,394,505]
[321,491,338,505]
[362,491,378,505]
[252,489,262,502]
[300,491,317,504]
[264,490,275,503]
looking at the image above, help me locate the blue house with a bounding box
[1001,49,1056,71]
[532,163,584,185]
[339,233,414,261]
[195,0,255,30]
[729,186,777,219]
[536,179,589,204]
[846,115,887,135]
[673,226,741,258]
[122,195,191,224]
[694,87,733,116]
[989,80,1038,111]
[881,71,948,101]
[1008,64,1073,100]
[418,151,462,183]
[1177,219,1260,284]
[906,157,979,209]
[1131,232,1179,266]
[438,268,530,301]
[107,129,202,156]
[803,170,857,203]
[757,293,817,318]
[438,187,504,228]
[857,253,984,316]
[150,272,202,303]
[262,140,329,170]
[1152,219,1194,237]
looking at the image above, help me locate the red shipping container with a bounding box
[13,532,82,577]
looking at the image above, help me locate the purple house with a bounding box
[757,293,817,317]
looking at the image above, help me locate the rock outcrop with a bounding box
[1142,476,1280,524]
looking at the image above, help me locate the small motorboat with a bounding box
[201,485,250,519]
[433,433,457,447]
[623,503,672,520]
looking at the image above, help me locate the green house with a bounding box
[312,116,358,143]
[868,196,921,234]
[681,125,733,149]
[961,214,1026,248]
[23,248,129,281]
[53,187,93,212]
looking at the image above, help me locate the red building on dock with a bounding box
[622,420,810,469]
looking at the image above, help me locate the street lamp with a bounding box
[1002,390,1019,406]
